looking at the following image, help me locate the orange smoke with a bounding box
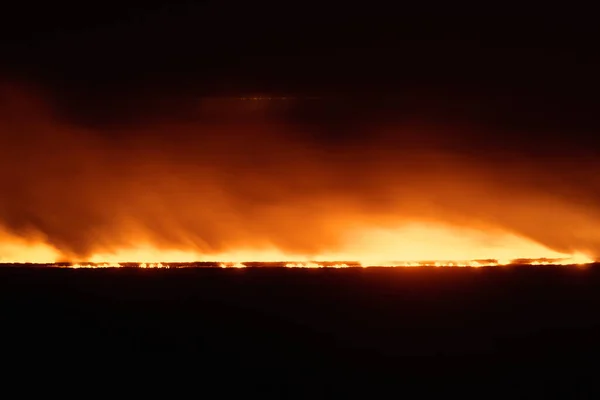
[0,82,598,265]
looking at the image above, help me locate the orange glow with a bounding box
[0,233,61,263]
[0,83,599,268]
[0,223,594,267]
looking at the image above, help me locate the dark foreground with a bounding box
[2,265,599,397]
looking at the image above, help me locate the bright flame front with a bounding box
[0,222,595,268]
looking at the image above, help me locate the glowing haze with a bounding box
[0,83,598,266]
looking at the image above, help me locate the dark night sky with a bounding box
[0,3,595,143]
[1,3,598,98]
[0,2,598,154]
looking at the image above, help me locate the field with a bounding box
[2,264,599,396]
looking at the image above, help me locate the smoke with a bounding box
[0,82,599,261]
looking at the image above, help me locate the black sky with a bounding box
[0,3,599,145]
[2,4,598,91]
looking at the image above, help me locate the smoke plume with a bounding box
[0,82,598,262]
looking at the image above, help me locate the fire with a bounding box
[0,222,595,267]
[220,262,246,268]
[285,263,351,269]
[0,234,61,264]
[70,263,123,269]
[1,83,599,268]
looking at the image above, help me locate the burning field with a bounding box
[2,256,596,269]
[0,82,599,267]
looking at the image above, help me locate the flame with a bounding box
[70,263,123,269]
[220,262,246,269]
[285,263,351,269]
[0,222,594,267]
[0,83,599,268]
[39,254,598,270]
[0,234,61,263]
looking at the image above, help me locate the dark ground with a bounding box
[2,265,599,397]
